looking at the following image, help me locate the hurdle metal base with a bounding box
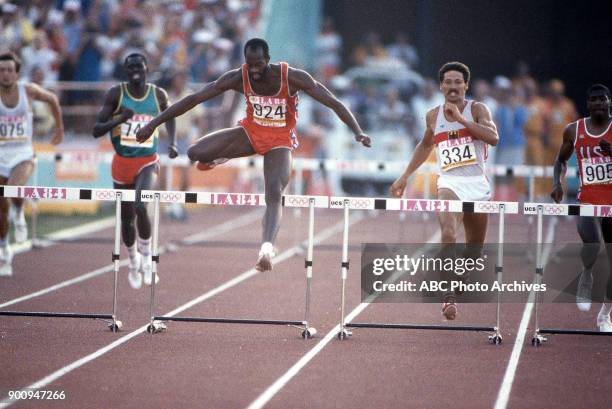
[152,316,316,338]
[0,311,121,331]
[345,322,500,343]
[539,328,612,336]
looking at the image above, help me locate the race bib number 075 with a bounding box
[582,156,612,185]
[437,137,477,171]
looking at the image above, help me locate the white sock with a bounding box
[14,206,25,223]
[260,242,274,256]
[137,237,151,256]
[126,243,138,260]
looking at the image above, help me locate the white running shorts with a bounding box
[437,174,491,202]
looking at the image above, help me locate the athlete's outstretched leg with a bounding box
[436,188,461,319]
[114,181,141,288]
[134,163,158,285]
[7,160,35,243]
[576,216,601,311]
[256,148,292,271]
[187,127,255,165]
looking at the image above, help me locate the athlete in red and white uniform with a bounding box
[391,62,499,320]
[552,84,612,332]
[137,38,371,272]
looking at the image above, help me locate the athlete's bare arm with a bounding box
[26,83,64,145]
[155,87,177,158]
[551,123,576,203]
[92,86,133,138]
[390,108,437,197]
[136,69,243,142]
[445,101,498,145]
[288,68,370,147]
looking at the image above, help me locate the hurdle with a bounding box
[332,196,519,343]
[143,190,327,339]
[0,185,132,332]
[524,202,612,345]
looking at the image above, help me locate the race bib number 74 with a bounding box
[437,137,477,171]
[119,114,156,148]
[582,156,612,185]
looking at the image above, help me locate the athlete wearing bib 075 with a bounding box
[391,62,499,321]
[239,62,299,154]
[0,52,64,277]
[552,84,612,332]
[433,100,491,201]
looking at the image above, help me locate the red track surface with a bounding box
[1,208,610,409]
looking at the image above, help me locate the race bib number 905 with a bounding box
[119,114,156,148]
[437,137,477,171]
[582,157,612,185]
[249,96,287,128]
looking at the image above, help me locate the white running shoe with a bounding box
[127,253,142,289]
[0,245,14,277]
[255,242,275,272]
[141,253,158,285]
[576,270,593,312]
[597,316,612,332]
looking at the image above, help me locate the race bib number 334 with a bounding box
[582,156,612,185]
[437,137,477,171]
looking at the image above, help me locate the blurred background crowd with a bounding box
[0,0,595,201]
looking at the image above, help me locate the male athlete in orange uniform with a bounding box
[137,38,370,271]
[551,84,612,332]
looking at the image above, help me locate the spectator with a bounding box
[316,17,342,82]
[522,78,548,200]
[377,88,409,133]
[0,3,34,51]
[544,79,577,168]
[20,29,58,82]
[386,31,419,70]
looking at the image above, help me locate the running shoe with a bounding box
[576,270,593,312]
[442,295,457,320]
[127,252,142,289]
[597,315,612,332]
[196,158,229,171]
[255,242,275,272]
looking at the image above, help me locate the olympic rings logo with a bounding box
[544,205,565,215]
[285,196,310,207]
[350,199,373,209]
[477,202,500,213]
[94,190,117,200]
[161,192,183,203]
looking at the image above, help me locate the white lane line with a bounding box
[0,213,359,409]
[493,218,557,409]
[247,231,440,409]
[0,211,261,308]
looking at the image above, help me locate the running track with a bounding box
[1,207,610,408]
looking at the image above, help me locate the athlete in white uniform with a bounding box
[0,52,64,276]
[391,62,498,320]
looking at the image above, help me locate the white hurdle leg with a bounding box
[109,192,123,332]
[147,193,166,333]
[338,199,352,340]
[301,198,317,339]
[31,156,40,248]
[532,205,547,346]
[293,162,303,218]
[489,204,505,344]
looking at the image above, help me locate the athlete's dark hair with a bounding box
[124,53,147,67]
[0,51,21,73]
[587,84,611,99]
[244,38,269,59]
[438,62,470,84]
